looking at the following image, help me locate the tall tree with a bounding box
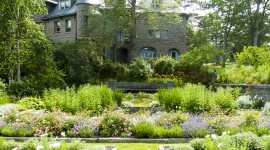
[0,0,46,83]
[84,0,182,54]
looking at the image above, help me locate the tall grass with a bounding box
[43,84,113,115]
[158,83,240,114]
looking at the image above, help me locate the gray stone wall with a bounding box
[76,3,91,39]
[44,15,77,42]
[215,84,270,101]
[132,17,187,58]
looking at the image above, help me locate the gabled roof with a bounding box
[43,0,77,19]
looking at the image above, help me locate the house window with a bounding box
[148,30,161,39]
[117,32,125,42]
[59,0,71,10]
[140,47,157,59]
[65,19,71,32]
[84,15,88,25]
[54,21,61,33]
[151,0,162,8]
[169,49,180,60]
[162,30,168,39]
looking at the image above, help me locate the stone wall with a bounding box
[44,14,77,42]
[76,3,91,39]
[214,84,270,101]
[109,80,174,92]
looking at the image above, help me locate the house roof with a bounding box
[43,0,188,19]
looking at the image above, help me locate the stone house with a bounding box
[42,0,188,63]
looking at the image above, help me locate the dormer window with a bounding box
[59,0,71,10]
[151,0,162,8]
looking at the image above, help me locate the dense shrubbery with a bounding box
[43,84,114,115]
[153,56,176,75]
[158,83,240,114]
[129,58,152,82]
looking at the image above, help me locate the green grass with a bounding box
[85,143,188,150]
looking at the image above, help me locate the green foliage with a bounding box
[230,132,261,150]
[242,113,259,127]
[262,102,270,116]
[158,84,239,114]
[99,111,132,137]
[180,44,222,66]
[0,126,17,137]
[113,89,124,106]
[236,44,270,66]
[43,84,113,115]
[154,56,176,75]
[149,101,160,107]
[18,97,45,110]
[129,58,152,82]
[190,138,206,150]
[218,64,270,84]
[7,82,40,98]
[237,95,253,109]
[3,140,19,150]
[54,40,103,86]
[132,122,155,138]
[175,63,212,85]
[213,87,240,113]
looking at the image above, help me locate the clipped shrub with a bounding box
[154,56,176,75]
[129,58,152,82]
[18,97,45,110]
[132,122,155,138]
[166,125,183,138]
[190,138,205,150]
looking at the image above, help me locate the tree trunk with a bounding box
[253,1,260,46]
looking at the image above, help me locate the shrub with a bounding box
[18,97,45,110]
[132,122,155,138]
[213,87,240,113]
[158,88,183,112]
[181,84,212,114]
[99,111,132,137]
[7,82,40,98]
[166,125,183,138]
[3,140,19,150]
[230,132,261,150]
[0,126,17,137]
[237,95,253,109]
[113,89,124,106]
[129,58,152,82]
[154,56,176,75]
[236,44,270,66]
[190,138,205,150]
[70,117,100,138]
[262,102,270,116]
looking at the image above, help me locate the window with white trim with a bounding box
[140,47,157,59]
[168,49,180,60]
[65,19,71,32]
[59,0,71,10]
[54,21,61,33]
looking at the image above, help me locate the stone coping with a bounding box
[3,137,192,143]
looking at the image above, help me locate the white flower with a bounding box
[61,131,66,137]
[211,134,217,139]
[218,143,222,148]
[205,135,210,138]
[36,145,44,150]
[50,142,61,148]
[222,132,227,136]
